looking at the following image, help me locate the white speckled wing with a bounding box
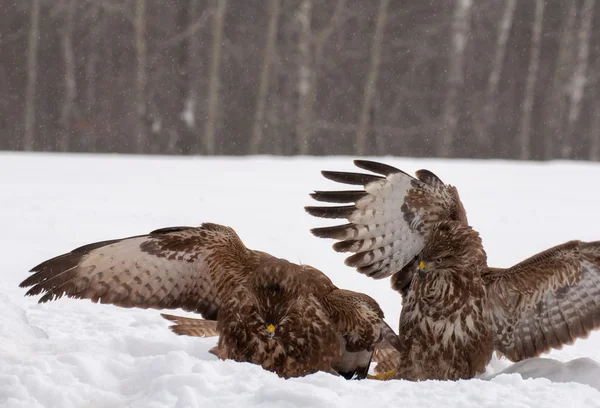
[20,224,257,320]
[306,160,466,280]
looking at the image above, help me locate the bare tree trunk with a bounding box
[564,0,595,158]
[134,0,148,153]
[85,4,100,111]
[174,0,210,154]
[179,0,201,155]
[23,0,41,151]
[249,0,281,154]
[439,0,472,157]
[518,0,544,160]
[590,102,600,161]
[479,0,516,147]
[356,0,389,155]
[203,0,227,155]
[544,2,577,160]
[296,0,313,155]
[294,0,347,155]
[85,2,101,152]
[268,77,283,155]
[311,0,346,139]
[60,0,77,152]
[313,0,346,62]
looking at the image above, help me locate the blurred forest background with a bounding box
[1,0,600,160]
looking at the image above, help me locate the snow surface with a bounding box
[2,152,600,407]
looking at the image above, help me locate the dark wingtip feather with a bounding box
[29,253,77,275]
[310,190,368,204]
[150,226,195,235]
[356,263,393,280]
[345,251,369,268]
[24,285,48,297]
[304,205,356,219]
[20,269,54,288]
[27,238,123,276]
[415,169,444,186]
[309,224,355,239]
[332,240,360,253]
[22,249,88,292]
[321,171,383,186]
[353,160,407,176]
[38,290,65,303]
[19,276,36,288]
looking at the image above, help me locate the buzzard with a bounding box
[20,222,401,379]
[306,160,600,381]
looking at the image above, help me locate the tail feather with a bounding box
[161,313,219,337]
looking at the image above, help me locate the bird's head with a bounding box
[253,281,291,338]
[417,221,486,279]
[251,262,300,341]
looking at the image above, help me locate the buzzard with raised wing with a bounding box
[306,160,600,381]
[21,222,401,379]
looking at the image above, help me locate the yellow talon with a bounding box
[368,369,397,381]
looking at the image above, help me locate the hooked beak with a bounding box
[266,324,276,338]
[418,261,426,279]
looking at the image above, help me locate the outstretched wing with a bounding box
[305,160,467,282]
[20,223,262,320]
[485,240,600,361]
[161,313,219,337]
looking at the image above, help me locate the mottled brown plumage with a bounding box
[21,222,400,379]
[307,159,600,381]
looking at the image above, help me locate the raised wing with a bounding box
[485,240,600,361]
[161,313,219,337]
[20,223,261,320]
[305,160,467,281]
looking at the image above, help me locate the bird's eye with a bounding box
[435,258,443,264]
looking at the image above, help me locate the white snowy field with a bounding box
[3,152,600,408]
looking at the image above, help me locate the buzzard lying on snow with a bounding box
[306,160,600,381]
[20,222,401,379]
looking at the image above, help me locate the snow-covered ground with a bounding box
[2,152,600,407]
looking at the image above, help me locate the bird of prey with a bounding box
[20,222,401,379]
[306,159,600,381]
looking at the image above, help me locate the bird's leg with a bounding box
[367,369,397,381]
